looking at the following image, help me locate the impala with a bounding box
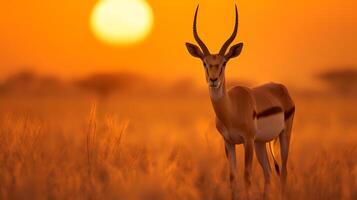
[185,5,295,200]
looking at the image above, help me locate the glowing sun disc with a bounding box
[90,0,153,45]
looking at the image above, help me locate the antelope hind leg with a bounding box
[255,141,272,200]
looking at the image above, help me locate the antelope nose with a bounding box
[210,78,218,82]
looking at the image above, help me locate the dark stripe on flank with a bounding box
[257,106,283,119]
[284,106,295,120]
[252,111,257,119]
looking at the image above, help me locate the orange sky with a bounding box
[0,0,356,88]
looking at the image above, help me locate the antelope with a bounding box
[185,5,295,200]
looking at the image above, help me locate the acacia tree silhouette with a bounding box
[318,68,357,96]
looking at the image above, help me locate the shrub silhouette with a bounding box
[0,71,62,95]
[318,68,357,96]
[75,72,144,98]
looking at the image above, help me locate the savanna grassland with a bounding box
[0,73,356,200]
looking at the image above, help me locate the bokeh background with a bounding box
[0,0,356,199]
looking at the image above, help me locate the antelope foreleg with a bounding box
[225,141,238,200]
[244,138,254,192]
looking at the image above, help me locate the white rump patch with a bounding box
[255,113,285,142]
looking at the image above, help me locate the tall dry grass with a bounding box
[0,92,356,200]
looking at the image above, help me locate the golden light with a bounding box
[90,0,153,45]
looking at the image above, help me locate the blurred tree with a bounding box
[0,70,62,95]
[75,72,143,98]
[318,68,357,96]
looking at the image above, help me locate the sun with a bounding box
[90,0,153,45]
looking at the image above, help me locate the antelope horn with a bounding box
[219,5,238,55]
[193,5,210,55]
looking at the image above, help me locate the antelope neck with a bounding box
[209,82,232,125]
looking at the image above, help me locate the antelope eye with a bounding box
[222,62,227,67]
[203,62,207,67]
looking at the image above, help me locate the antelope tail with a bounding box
[269,139,280,175]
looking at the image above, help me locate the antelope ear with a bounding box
[225,43,243,59]
[185,43,204,59]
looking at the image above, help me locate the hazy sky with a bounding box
[0,0,356,88]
